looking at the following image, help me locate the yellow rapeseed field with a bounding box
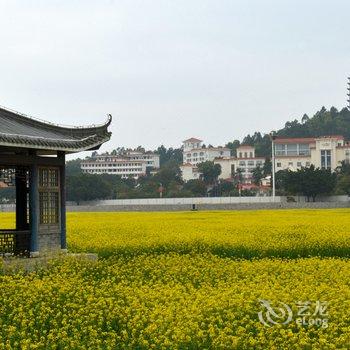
[67,209,350,258]
[0,209,349,349]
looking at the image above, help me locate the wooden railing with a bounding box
[0,230,30,256]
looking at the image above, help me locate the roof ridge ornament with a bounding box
[0,104,112,130]
[0,106,112,154]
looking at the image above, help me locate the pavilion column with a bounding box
[29,160,39,257]
[15,168,28,230]
[58,152,67,251]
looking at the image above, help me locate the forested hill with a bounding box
[228,106,350,158]
[66,106,350,169]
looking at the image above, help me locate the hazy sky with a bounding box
[0,0,349,156]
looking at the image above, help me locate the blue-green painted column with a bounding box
[59,152,67,251]
[29,162,39,256]
[15,169,28,230]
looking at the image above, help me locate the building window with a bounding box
[275,144,286,156]
[297,162,302,167]
[239,161,246,166]
[321,150,331,169]
[277,162,281,167]
[298,144,310,156]
[288,162,293,166]
[249,152,253,157]
[239,152,242,158]
[244,152,248,157]
[39,167,59,225]
[306,162,311,167]
[286,144,297,156]
[345,150,350,164]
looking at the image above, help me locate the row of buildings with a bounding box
[81,135,350,185]
[81,151,160,179]
[180,135,350,184]
[180,137,265,183]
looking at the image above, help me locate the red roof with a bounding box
[180,163,196,167]
[183,137,202,143]
[190,147,230,151]
[237,144,255,149]
[318,135,344,140]
[274,137,316,144]
[275,135,345,144]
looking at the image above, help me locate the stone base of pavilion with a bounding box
[1,251,98,274]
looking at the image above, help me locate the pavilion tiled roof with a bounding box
[0,106,112,153]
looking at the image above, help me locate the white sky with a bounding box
[0,0,349,157]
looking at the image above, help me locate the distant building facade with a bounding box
[180,138,231,181]
[180,139,265,184]
[182,138,231,165]
[214,145,265,184]
[274,135,350,171]
[81,151,160,179]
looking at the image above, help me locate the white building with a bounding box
[180,139,265,183]
[81,151,160,179]
[180,138,231,181]
[122,151,160,168]
[274,135,350,171]
[214,145,265,184]
[180,134,350,184]
[182,138,231,165]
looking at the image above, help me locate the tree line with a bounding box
[2,106,350,203]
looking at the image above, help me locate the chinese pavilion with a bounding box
[0,106,112,257]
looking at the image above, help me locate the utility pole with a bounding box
[270,132,276,201]
[347,77,350,110]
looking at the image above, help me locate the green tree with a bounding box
[66,158,82,176]
[282,166,337,202]
[115,178,136,199]
[183,179,207,197]
[66,174,113,204]
[197,161,221,185]
[336,161,350,175]
[263,158,272,177]
[153,162,182,187]
[232,168,243,186]
[252,165,264,186]
[156,146,183,166]
[225,140,240,156]
[335,175,350,195]
[218,180,237,196]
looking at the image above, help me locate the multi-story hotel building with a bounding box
[81,151,160,179]
[274,135,350,171]
[180,135,350,183]
[214,145,265,183]
[182,138,231,165]
[180,138,231,181]
[180,139,264,183]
